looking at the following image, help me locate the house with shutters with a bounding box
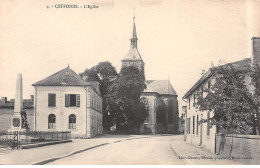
[32,65,103,138]
[182,37,260,153]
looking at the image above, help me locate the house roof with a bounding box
[144,80,177,96]
[182,58,251,99]
[32,66,90,86]
[217,58,251,71]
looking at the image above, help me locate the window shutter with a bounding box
[48,94,51,106]
[65,94,70,107]
[76,94,80,107]
[53,94,56,106]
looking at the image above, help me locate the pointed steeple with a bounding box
[130,17,138,48]
[121,16,144,74]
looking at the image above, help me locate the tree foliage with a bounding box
[107,66,148,132]
[250,63,260,134]
[197,63,260,134]
[80,61,118,130]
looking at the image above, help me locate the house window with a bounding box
[193,94,196,107]
[48,93,56,107]
[193,116,195,134]
[196,115,199,135]
[95,97,97,109]
[208,80,211,89]
[187,117,190,134]
[69,114,76,129]
[65,94,80,107]
[48,114,56,129]
[207,111,210,136]
[188,98,190,110]
[91,95,94,107]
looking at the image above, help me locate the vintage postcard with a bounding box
[0,0,260,165]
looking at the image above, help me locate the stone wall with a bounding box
[216,134,260,164]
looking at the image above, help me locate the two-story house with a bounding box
[182,37,260,153]
[32,66,103,138]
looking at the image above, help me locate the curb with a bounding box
[170,144,193,165]
[20,140,72,149]
[33,143,108,165]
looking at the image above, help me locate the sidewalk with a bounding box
[0,134,152,165]
[169,136,241,165]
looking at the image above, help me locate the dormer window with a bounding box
[62,79,67,85]
[65,71,70,76]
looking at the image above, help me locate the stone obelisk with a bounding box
[10,73,23,131]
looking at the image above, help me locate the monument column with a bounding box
[10,73,23,131]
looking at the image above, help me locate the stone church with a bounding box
[121,17,179,134]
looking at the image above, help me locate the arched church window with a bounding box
[140,97,149,122]
[69,114,76,129]
[48,114,56,129]
[156,99,167,124]
[140,97,149,111]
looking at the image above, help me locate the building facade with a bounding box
[182,37,260,153]
[0,96,34,131]
[32,66,103,138]
[121,17,179,134]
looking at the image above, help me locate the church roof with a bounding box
[122,17,143,61]
[123,47,143,61]
[143,82,157,93]
[132,17,137,39]
[144,80,177,96]
[32,66,89,86]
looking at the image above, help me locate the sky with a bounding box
[0,0,260,112]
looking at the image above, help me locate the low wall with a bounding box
[0,108,34,130]
[216,134,260,164]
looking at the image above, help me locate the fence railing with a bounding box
[19,131,71,145]
[0,131,19,149]
[0,131,71,149]
[215,134,260,164]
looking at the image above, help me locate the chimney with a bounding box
[247,0,260,60]
[1,97,7,104]
[201,69,206,76]
[252,37,260,65]
[30,95,34,103]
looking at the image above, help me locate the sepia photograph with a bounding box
[0,0,260,165]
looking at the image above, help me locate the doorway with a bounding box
[199,114,203,146]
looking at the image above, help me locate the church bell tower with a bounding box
[121,17,145,74]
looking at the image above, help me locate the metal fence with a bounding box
[0,131,71,149]
[19,131,71,145]
[215,134,260,164]
[0,131,19,149]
